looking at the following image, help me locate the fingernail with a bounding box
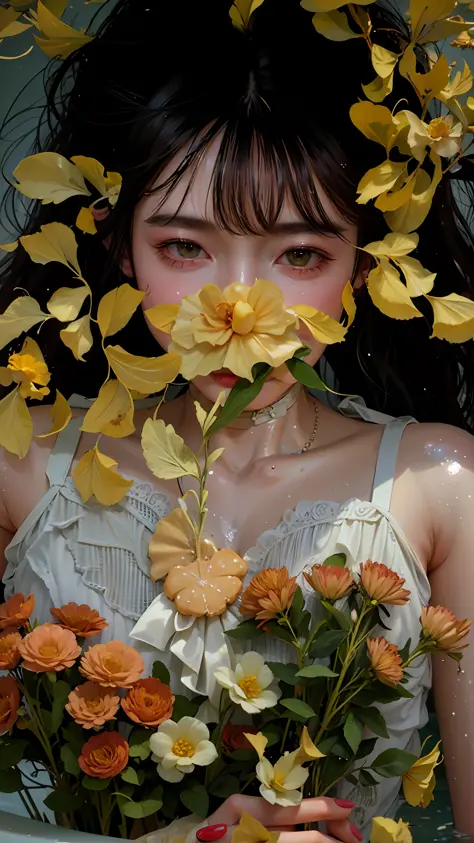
[334,799,356,809]
[351,823,363,841]
[196,825,228,842]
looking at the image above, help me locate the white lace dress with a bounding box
[1,399,431,840]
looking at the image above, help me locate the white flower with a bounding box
[401,110,463,161]
[257,748,309,807]
[214,651,281,714]
[149,716,218,783]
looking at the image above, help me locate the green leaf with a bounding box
[297,609,311,639]
[371,748,418,778]
[180,784,209,818]
[343,712,364,754]
[267,663,299,685]
[323,553,347,568]
[398,638,412,663]
[296,664,339,679]
[353,706,389,739]
[62,721,85,755]
[152,660,171,685]
[322,600,353,630]
[121,766,145,786]
[46,671,57,684]
[172,695,199,721]
[122,788,163,819]
[354,737,379,761]
[309,629,348,659]
[261,725,281,747]
[359,768,379,787]
[0,739,28,770]
[264,623,294,645]
[285,357,328,390]
[228,748,255,762]
[51,679,71,733]
[44,790,84,812]
[290,586,305,628]
[293,345,312,359]
[208,364,271,436]
[128,728,151,760]
[280,698,316,719]
[161,786,180,820]
[0,768,23,793]
[225,620,263,641]
[317,734,339,755]
[60,743,81,776]
[208,774,240,798]
[82,775,111,790]
[372,681,414,703]
[320,754,350,786]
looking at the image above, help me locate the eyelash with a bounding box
[153,239,333,275]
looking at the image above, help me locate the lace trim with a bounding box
[61,476,171,530]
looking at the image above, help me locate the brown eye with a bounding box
[174,241,202,259]
[285,248,314,268]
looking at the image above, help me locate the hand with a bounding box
[204,794,363,843]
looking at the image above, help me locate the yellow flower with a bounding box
[231,812,279,843]
[168,279,302,381]
[403,741,441,808]
[370,817,412,843]
[245,732,309,807]
[420,605,471,652]
[402,111,463,162]
[4,338,50,400]
[451,31,474,49]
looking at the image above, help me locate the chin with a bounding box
[192,373,297,411]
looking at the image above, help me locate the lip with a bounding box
[210,371,239,388]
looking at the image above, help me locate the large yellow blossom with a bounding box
[370,817,412,843]
[168,279,302,381]
[0,338,50,400]
[402,741,441,808]
[402,111,463,162]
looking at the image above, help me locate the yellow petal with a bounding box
[81,379,135,438]
[232,812,279,843]
[395,256,436,297]
[0,296,50,351]
[293,304,347,343]
[370,816,412,843]
[298,726,326,761]
[69,155,107,196]
[244,732,268,760]
[148,505,198,581]
[0,387,32,458]
[385,154,442,234]
[362,71,394,103]
[36,390,72,438]
[349,101,398,150]
[33,1,93,59]
[20,222,81,276]
[76,206,97,234]
[367,259,423,320]
[419,773,436,808]
[97,283,145,338]
[0,368,14,387]
[426,292,474,342]
[72,446,133,505]
[0,240,18,252]
[357,160,407,204]
[105,345,181,393]
[144,304,180,333]
[371,44,399,79]
[141,417,200,480]
[47,285,89,321]
[229,0,264,30]
[12,151,89,204]
[441,61,473,100]
[20,336,46,366]
[311,9,362,41]
[59,314,93,361]
[363,232,419,258]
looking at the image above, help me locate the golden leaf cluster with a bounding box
[1,1,92,62]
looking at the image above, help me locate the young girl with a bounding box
[1,1,474,841]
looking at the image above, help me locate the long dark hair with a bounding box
[1,0,473,429]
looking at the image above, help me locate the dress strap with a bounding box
[45,416,83,487]
[371,417,415,510]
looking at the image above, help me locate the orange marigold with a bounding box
[79,640,144,688]
[66,682,120,729]
[0,631,22,670]
[18,624,82,672]
[303,564,354,601]
[0,676,20,735]
[368,637,403,687]
[121,678,175,727]
[240,566,298,622]
[359,561,410,606]
[0,593,35,631]
[421,605,471,652]
[50,603,109,639]
[78,731,129,779]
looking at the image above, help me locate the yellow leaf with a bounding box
[148,505,198,581]
[384,154,442,233]
[395,256,436,297]
[301,0,375,10]
[47,285,89,321]
[72,446,133,505]
[362,71,394,103]
[367,260,422,320]
[311,9,361,41]
[70,155,108,195]
[349,102,398,150]
[342,280,356,327]
[410,0,457,42]
[12,152,89,204]
[297,726,326,762]
[97,283,145,338]
[229,0,264,30]
[232,812,279,843]
[0,296,50,351]
[81,379,135,438]
[426,293,474,342]
[399,47,450,100]
[0,240,18,252]
[370,816,412,843]
[371,44,398,79]
[105,345,181,393]
[375,175,416,212]
[356,160,407,205]
[441,61,473,100]
[292,304,347,343]
[418,18,468,45]
[59,315,93,361]
[144,304,180,333]
[36,390,72,438]
[0,368,13,387]
[20,222,81,276]
[141,417,200,480]
[363,232,419,258]
[0,387,32,458]
[32,1,93,59]
[244,731,268,759]
[194,392,225,438]
[76,206,97,234]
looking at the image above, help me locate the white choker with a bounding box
[189,382,303,427]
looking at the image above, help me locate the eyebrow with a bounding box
[144,213,345,237]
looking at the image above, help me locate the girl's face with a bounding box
[130,140,361,408]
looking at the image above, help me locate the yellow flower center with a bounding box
[231,301,257,335]
[40,644,59,658]
[103,656,123,673]
[428,117,451,139]
[172,738,195,757]
[87,698,102,711]
[8,354,39,381]
[238,675,262,698]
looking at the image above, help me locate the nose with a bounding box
[215,248,259,289]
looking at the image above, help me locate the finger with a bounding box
[278,832,349,843]
[209,795,355,828]
[326,819,364,843]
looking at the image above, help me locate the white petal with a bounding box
[256,758,274,788]
[274,790,303,807]
[192,740,219,766]
[229,686,248,707]
[176,761,195,774]
[178,717,210,744]
[160,753,179,770]
[259,784,277,805]
[257,664,275,689]
[154,720,179,739]
[157,763,184,783]
[256,688,281,709]
[149,732,173,759]
[239,651,265,676]
[177,756,195,768]
[240,698,262,714]
[283,767,310,790]
[214,667,235,689]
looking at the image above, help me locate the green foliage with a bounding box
[152,661,171,685]
[180,783,209,818]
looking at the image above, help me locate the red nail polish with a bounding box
[351,823,363,841]
[334,799,356,809]
[196,824,228,842]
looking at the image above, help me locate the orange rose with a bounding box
[78,731,129,779]
[66,682,120,729]
[18,623,82,672]
[367,637,403,687]
[0,676,20,735]
[50,603,109,639]
[303,564,354,601]
[79,641,144,688]
[359,561,410,606]
[121,678,175,727]
[0,631,22,670]
[0,593,35,631]
[240,567,298,622]
[421,605,471,652]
